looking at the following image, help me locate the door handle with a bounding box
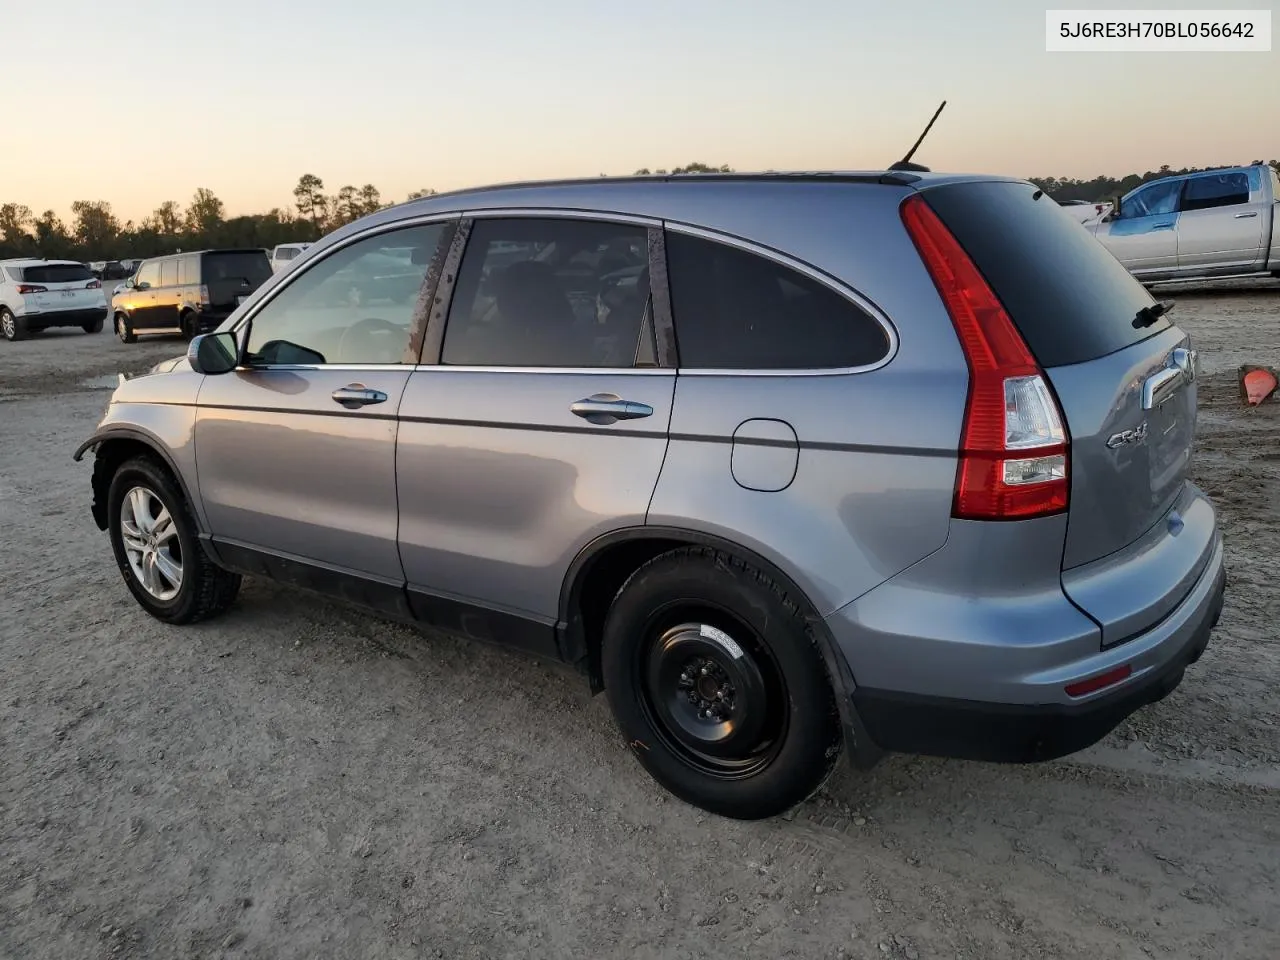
[570,393,654,425]
[1141,363,1187,409]
[1152,222,1175,230]
[331,383,388,409]
[1234,211,1258,218]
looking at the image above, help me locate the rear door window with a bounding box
[161,260,178,288]
[922,180,1168,368]
[664,232,890,370]
[441,217,652,368]
[22,263,94,284]
[1181,172,1251,211]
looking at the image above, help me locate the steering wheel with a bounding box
[337,316,408,364]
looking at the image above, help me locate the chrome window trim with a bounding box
[233,363,420,373]
[410,365,672,376]
[228,212,460,339]
[660,221,900,377]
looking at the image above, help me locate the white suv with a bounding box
[0,259,109,341]
[268,242,312,273]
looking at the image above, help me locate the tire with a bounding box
[107,455,241,624]
[601,547,841,820]
[180,311,198,341]
[1,308,27,342]
[115,313,136,344]
[83,314,104,334]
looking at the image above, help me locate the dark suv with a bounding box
[112,249,272,343]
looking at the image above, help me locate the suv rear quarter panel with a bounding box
[647,185,970,616]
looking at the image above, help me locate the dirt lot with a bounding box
[2,286,1279,960]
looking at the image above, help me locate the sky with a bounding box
[2,0,1275,223]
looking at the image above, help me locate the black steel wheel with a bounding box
[602,547,841,820]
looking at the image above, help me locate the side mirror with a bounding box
[187,331,240,375]
[1111,196,1122,218]
[135,280,150,290]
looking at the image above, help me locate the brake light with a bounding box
[16,284,47,294]
[199,284,211,307]
[86,279,101,290]
[901,194,1069,520]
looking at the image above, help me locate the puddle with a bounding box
[80,375,122,390]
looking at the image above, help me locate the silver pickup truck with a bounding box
[1085,163,1280,286]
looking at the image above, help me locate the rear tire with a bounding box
[83,315,104,334]
[115,313,137,344]
[601,547,841,820]
[106,455,241,624]
[1,308,27,342]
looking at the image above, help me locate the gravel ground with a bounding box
[2,286,1280,960]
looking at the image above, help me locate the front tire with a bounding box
[1,308,27,341]
[601,547,841,820]
[115,313,136,344]
[180,311,198,341]
[107,456,241,624]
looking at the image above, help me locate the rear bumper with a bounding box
[23,307,108,328]
[848,536,1226,762]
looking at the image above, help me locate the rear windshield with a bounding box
[202,251,272,287]
[21,263,94,284]
[921,180,1169,368]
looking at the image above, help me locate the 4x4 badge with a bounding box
[1107,422,1149,449]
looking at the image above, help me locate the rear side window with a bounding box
[442,218,652,368]
[22,263,93,284]
[664,232,890,370]
[922,180,1167,368]
[1182,172,1251,211]
[161,260,178,287]
[202,251,272,288]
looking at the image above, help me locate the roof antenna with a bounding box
[889,100,946,173]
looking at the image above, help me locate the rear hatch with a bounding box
[19,263,104,311]
[922,180,1212,642]
[201,250,272,311]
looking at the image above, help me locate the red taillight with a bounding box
[16,283,47,294]
[199,284,211,307]
[901,194,1069,521]
[1064,664,1132,698]
[86,279,101,290]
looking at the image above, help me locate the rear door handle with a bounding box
[570,393,654,424]
[331,383,388,409]
[1234,211,1259,218]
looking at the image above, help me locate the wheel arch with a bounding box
[557,525,883,768]
[75,428,204,536]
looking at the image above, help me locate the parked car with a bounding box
[268,242,312,273]
[1086,163,1280,285]
[1,258,107,341]
[111,249,273,343]
[75,171,1225,819]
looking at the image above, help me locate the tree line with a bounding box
[3,160,1277,263]
[0,175,440,264]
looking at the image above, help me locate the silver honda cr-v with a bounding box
[75,171,1226,820]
